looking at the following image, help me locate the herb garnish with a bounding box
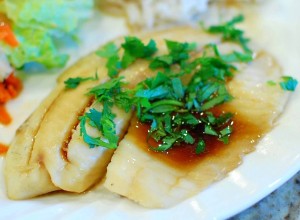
[266,77,298,91]
[95,43,120,78]
[205,15,251,53]
[280,76,298,91]
[96,37,157,78]
[64,72,98,89]
[77,16,251,153]
[149,40,196,70]
[66,15,296,154]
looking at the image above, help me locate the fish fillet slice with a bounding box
[4,50,110,199]
[40,27,221,193]
[5,27,221,199]
[104,50,289,208]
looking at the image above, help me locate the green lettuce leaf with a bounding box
[2,26,69,68]
[1,0,93,68]
[3,0,93,35]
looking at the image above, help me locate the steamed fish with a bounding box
[4,48,109,199]
[104,49,289,207]
[4,27,221,199]
[5,20,292,207]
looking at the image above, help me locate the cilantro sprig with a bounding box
[64,72,98,89]
[79,106,118,149]
[149,40,196,70]
[267,76,298,91]
[96,43,120,78]
[79,77,133,149]
[280,76,298,91]
[205,15,251,52]
[96,37,157,78]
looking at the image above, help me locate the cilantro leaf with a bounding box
[79,113,118,149]
[121,37,157,68]
[149,40,196,70]
[280,76,298,91]
[88,76,125,102]
[149,55,173,69]
[96,42,119,58]
[221,51,253,63]
[151,136,178,152]
[166,40,196,63]
[172,78,185,99]
[204,125,218,136]
[64,72,98,89]
[96,43,122,78]
[135,85,170,100]
[267,80,277,86]
[205,15,251,52]
[106,55,122,78]
[195,139,206,154]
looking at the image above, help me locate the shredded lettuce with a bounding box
[2,26,69,68]
[0,0,94,68]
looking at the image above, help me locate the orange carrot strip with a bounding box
[0,21,19,47]
[0,104,12,125]
[0,74,22,125]
[0,83,11,103]
[0,142,9,155]
[5,73,23,98]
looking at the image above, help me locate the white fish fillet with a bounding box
[4,27,221,199]
[4,49,109,199]
[104,47,289,207]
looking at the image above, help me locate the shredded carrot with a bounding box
[0,73,22,103]
[0,104,12,125]
[4,73,22,98]
[0,142,9,155]
[0,15,19,47]
[0,73,22,125]
[0,15,20,125]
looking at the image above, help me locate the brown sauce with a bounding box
[127,106,267,170]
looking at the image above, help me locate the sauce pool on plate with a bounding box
[128,105,267,170]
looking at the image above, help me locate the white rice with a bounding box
[98,0,209,29]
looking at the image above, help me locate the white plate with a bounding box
[0,1,299,219]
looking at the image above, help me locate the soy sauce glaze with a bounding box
[127,106,267,170]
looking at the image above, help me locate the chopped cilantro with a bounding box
[96,43,121,78]
[203,43,253,63]
[77,15,296,155]
[64,72,98,89]
[280,76,298,91]
[121,37,157,68]
[205,15,252,52]
[96,42,119,58]
[149,40,196,70]
[196,140,206,154]
[106,55,122,78]
[79,111,117,149]
[267,80,277,86]
[96,38,157,78]
[266,77,298,91]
